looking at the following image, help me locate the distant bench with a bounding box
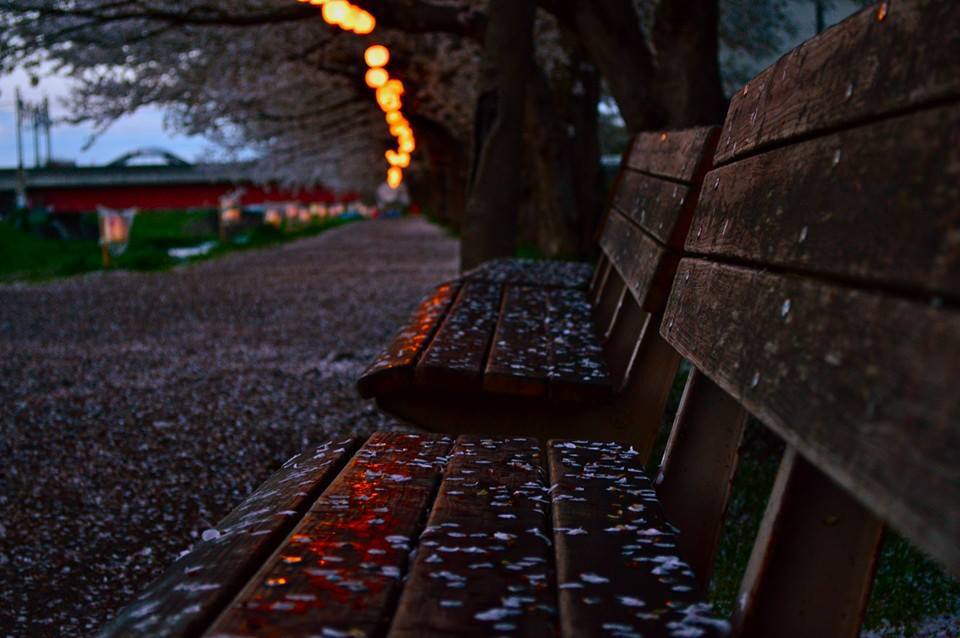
[101,2,959,637]
[357,126,719,456]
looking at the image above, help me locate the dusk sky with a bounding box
[0,68,212,168]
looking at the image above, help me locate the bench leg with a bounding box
[655,368,747,590]
[731,446,884,638]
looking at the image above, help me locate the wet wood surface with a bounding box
[627,126,720,183]
[99,438,360,638]
[612,170,694,248]
[356,282,460,398]
[484,286,552,397]
[715,0,960,164]
[416,282,502,391]
[661,258,960,576]
[690,102,960,299]
[548,440,728,638]
[390,437,556,637]
[598,209,678,313]
[206,432,453,638]
[463,257,595,290]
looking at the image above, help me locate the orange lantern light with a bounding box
[383,78,404,96]
[364,45,390,68]
[376,86,401,111]
[340,5,359,30]
[385,111,403,125]
[353,10,376,34]
[387,166,403,188]
[391,123,412,138]
[399,136,415,154]
[365,68,389,89]
[322,0,349,25]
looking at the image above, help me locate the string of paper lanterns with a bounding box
[298,0,415,189]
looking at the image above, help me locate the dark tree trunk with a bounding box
[652,0,728,127]
[545,0,663,133]
[412,116,468,229]
[460,0,538,271]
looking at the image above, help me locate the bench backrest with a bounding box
[590,127,718,387]
[657,0,959,632]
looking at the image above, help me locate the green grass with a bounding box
[0,210,362,282]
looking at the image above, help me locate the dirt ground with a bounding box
[0,217,458,637]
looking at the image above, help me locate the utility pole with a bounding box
[815,0,826,34]
[43,97,52,166]
[14,88,27,209]
[32,105,41,168]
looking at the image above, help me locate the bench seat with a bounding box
[357,278,614,402]
[101,432,727,638]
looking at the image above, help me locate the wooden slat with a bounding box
[207,432,453,638]
[484,286,551,397]
[715,0,960,164]
[599,210,679,313]
[656,369,747,587]
[690,102,960,299]
[661,258,960,575]
[732,447,884,638]
[593,268,626,338]
[390,437,556,637]
[611,170,694,247]
[357,282,460,398]
[99,438,359,638]
[415,282,501,392]
[546,288,613,402]
[627,126,720,183]
[588,255,608,299]
[601,291,648,389]
[463,257,594,290]
[548,440,728,638]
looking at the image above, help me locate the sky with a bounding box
[0,68,213,168]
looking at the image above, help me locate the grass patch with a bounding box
[0,210,362,282]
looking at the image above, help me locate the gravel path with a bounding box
[0,217,458,637]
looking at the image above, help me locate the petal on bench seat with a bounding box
[463,257,595,290]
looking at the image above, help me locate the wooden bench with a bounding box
[357,126,719,456]
[102,3,959,637]
[101,433,729,637]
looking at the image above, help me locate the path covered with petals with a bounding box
[0,217,457,637]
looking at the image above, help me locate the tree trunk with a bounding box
[547,0,663,133]
[412,117,468,229]
[652,0,728,127]
[460,0,538,271]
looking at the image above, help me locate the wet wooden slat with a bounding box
[546,288,613,402]
[99,438,360,638]
[206,432,453,638]
[626,126,720,183]
[690,102,960,299]
[357,282,460,398]
[611,171,694,248]
[390,437,556,637]
[732,447,884,638]
[661,259,960,576]
[484,286,551,397]
[463,257,595,290]
[598,210,678,313]
[548,440,728,638]
[715,0,960,164]
[415,282,502,392]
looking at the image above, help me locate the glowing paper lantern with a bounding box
[392,123,412,139]
[322,0,350,25]
[387,166,403,189]
[399,137,415,154]
[353,10,375,34]
[385,111,403,125]
[376,86,402,112]
[365,68,389,89]
[384,78,404,96]
[364,45,390,68]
